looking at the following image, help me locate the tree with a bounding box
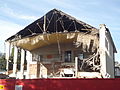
[0,54,6,70]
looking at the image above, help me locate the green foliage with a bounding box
[0,55,6,70]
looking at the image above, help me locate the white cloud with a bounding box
[1,22,24,40]
[0,4,39,20]
[2,0,49,15]
[0,20,24,52]
[0,20,23,39]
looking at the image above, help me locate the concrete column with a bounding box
[26,61,30,79]
[20,49,25,79]
[75,57,78,77]
[99,24,107,78]
[26,51,32,79]
[5,42,11,75]
[13,46,18,77]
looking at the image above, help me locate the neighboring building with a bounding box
[115,62,120,78]
[5,9,117,79]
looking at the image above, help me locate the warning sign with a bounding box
[0,85,4,89]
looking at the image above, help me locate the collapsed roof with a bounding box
[6,9,98,42]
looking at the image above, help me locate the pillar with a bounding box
[26,51,32,79]
[5,42,10,75]
[75,57,78,77]
[99,24,107,78]
[20,49,25,79]
[13,46,18,77]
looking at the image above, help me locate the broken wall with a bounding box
[99,24,115,78]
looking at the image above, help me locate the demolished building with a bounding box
[5,9,117,79]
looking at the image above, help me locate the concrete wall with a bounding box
[106,35,114,78]
[31,43,93,63]
[99,24,115,78]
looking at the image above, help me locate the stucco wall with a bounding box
[105,34,115,78]
[99,24,115,78]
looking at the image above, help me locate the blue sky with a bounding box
[0,0,120,61]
